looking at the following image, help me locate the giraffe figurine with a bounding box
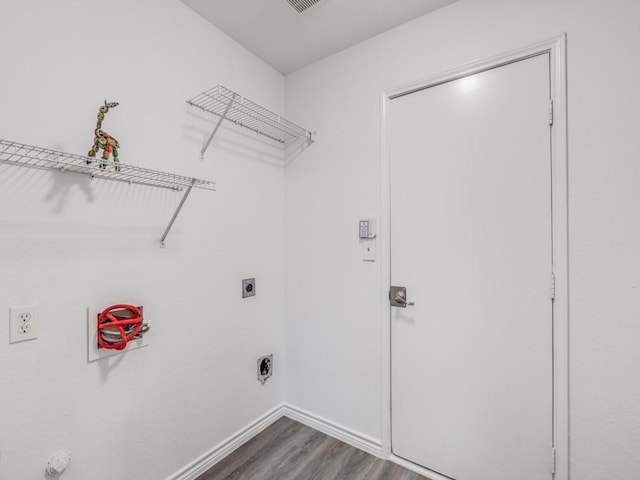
[87,100,121,171]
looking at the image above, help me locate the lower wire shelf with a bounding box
[0,139,215,247]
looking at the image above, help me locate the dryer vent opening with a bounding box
[285,0,324,14]
[258,354,273,384]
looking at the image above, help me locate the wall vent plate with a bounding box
[258,354,273,384]
[242,278,256,298]
[87,304,149,362]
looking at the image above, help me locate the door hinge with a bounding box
[550,446,556,474]
[548,99,554,126]
[550,272,556,300]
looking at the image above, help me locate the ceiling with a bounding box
[180,0,458,74]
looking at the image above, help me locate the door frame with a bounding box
[379,34,568,480]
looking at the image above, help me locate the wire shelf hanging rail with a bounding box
[0,139,215,247]
[0,139,215,191]
[187,84,313,158]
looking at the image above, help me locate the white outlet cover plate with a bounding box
[9,305,38,343]
[87,305,149,362]
[362,238,376,261]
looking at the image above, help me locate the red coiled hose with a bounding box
[97,304,143,350]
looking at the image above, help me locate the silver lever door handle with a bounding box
[391,286,415,307]
[394,292,415,306]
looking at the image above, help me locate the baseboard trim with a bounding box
[166,403,384,479]
[389,454,451,480]
[165,405,285,480]
[281,404,383,458]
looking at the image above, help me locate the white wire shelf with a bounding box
[187,85,313,157]
[0,139,215,191]
[0,139,215,247]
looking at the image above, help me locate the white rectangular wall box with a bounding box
[360,218,377,261]
[362,239,376,261]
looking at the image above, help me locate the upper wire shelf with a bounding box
[0,139,215,192]
[187,85,313,150]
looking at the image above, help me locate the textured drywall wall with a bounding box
[0,1,286,479]
[283,0,640,478]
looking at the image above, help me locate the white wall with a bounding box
[284,0,640,478]
[3,0,639,478]
[0,1,286,479]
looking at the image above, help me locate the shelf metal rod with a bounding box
[160,179,196,248]
[200,96,235,159]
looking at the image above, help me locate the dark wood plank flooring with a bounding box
[196,417,427,480]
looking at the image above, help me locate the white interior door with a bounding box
[390,54,554,480]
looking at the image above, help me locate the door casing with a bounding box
[378,34,568,480]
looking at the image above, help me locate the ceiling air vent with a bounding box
[286,0,324,14]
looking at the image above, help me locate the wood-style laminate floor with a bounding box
[195,417,427,480]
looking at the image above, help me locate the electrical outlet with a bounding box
[9,305,38,343]
[18,323,32,334]
[242,278,256,298]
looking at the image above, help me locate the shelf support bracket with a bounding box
[160,179,195,248]
[200,96,235,159]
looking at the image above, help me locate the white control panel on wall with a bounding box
[359,218,377,262]
[9,305,38,343]
[359,218,376,239]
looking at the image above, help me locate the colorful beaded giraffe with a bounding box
[88,101,120,171]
